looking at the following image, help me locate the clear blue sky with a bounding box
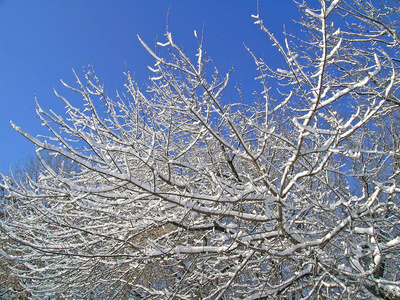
[0,0,298,174]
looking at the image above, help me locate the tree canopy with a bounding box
[1,0,400,299]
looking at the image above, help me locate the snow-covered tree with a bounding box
[1,0,400,298]
[0,153,79,299]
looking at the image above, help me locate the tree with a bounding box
[1,0,400,298]
[0,152,79,299]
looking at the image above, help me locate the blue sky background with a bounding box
[0,0,299,174]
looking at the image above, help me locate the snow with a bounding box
[2,1,400,298]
